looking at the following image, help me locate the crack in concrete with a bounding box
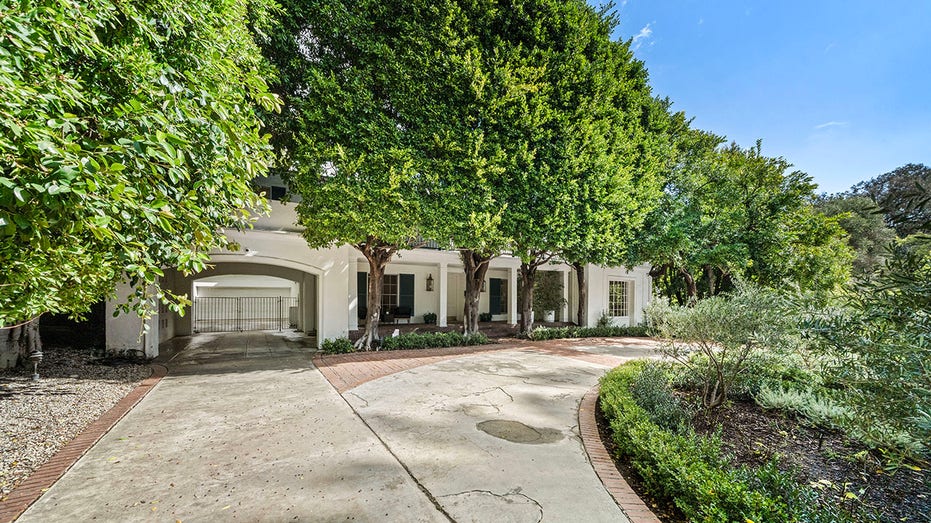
[438,489,544,523]
[490,386,514,402]
[345,391,369,409]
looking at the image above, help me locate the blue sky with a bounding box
[598,1,931,194]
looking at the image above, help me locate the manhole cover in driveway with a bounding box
[476,419,562,444]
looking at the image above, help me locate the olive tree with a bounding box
[648,284,791,410]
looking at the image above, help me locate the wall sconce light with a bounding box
[481,279,486,292]
[426,274,434,291]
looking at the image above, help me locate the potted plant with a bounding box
[533,271,566,323]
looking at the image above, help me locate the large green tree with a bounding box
[452,0,669,333]
[633,138,851,303]
[262,0,466,348]
[815,194,897,276]
[0,0,279,358]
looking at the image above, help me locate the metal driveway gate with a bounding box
[194,297,298,333]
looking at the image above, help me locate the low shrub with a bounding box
[755,384,851,429]
[600,361,853,523]
[629,362,691,433]
[526,324,650,341]
[423,312,437,324]
[321,337,354,354]
[479,312,493,322]
[379,331,490,351]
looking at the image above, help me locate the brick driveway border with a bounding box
[578,384,661,523]
[0,365,168,523]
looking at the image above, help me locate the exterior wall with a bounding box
[210,230,352,343]
[106,213,653,354]
[584,263,652,327]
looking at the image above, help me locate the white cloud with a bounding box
[814,121,849,130]
[632,23,653,49]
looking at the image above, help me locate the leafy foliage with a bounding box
[321,337,354,354]
[648,283,792,409]
[379,331,489,351]
[261,0,464,347]
[814,194,897,276]
[0,0,279,325]
[803,248,931,457]
[628,362,691,433]
[851,163,931,237]
[632,137,852,303]
[531,271,566,314]
[525,324,649,340]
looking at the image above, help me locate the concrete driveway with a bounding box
[18,332,659,522]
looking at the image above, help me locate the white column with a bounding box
[348,250,359,330]
[106,280,159,358]
[508,266,518,325]
[438,263,448,327]
[562,268,570,323]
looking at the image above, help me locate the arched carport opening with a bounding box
[160,260,321,347]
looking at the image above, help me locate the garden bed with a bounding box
[597,362,930,523]
[690,398,929,523]
[0,347,149,500]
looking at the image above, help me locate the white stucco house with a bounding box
[106,179,652,357]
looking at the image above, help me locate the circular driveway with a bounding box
[15,333,659,522]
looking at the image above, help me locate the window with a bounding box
[608,280,630,317]
[382,274,398,310]
[254,184,287,201]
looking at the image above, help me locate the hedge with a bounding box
[599,362,851,523]
[380,331,489,351]
[320,332,491,354]
[526,324,650,341]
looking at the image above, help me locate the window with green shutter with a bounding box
[399,274,414,311]
[357,272,368,319]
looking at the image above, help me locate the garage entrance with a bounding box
[192,275,301,334]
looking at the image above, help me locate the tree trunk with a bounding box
[704,265,717,297]
[355,240,396,351]
[518,263,538,334]
[461,250,492,335]
[572,262,586,326]
[0,316,42,369]
[680,267,697,304]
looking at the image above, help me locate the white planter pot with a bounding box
[543,310,556,323]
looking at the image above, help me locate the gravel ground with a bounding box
[0,348,150,499]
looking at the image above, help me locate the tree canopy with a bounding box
[632,136,851,303]
[0,0,280,327]
[264,0,675,338]
[852,163,931,238]
[815,194,897,276]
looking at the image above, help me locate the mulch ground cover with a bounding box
[597,396,930,522]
